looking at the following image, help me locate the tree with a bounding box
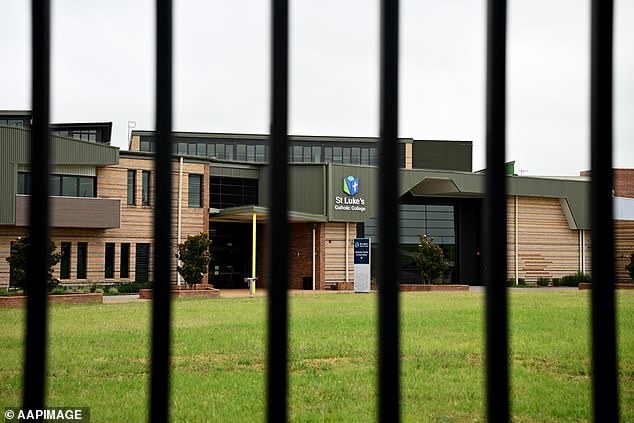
[5,235,63,292]
[176,233,212,287]
[626,253,634,281]
[413,234,449,284]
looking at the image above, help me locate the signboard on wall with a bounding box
[353,238,371,293]
[328,165,378,222]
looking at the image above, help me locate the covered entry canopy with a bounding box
[210,205,328,223]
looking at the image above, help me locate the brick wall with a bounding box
[255,222,324,290]
[580,169,634,198]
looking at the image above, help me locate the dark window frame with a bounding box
[142,170,151,207]
[127,170,136,205]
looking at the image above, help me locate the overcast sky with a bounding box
[1,0,632,175]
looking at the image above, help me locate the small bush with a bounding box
[90,283,98,293]
[552,278,561,286]
[558,272,591,287]
[414,234,449,284]
[507,278,526,287]
[537,278,551,287]
[94,288,104,294]
[50,286,66,295]
[108,287,119,295]
[112,282,152,294]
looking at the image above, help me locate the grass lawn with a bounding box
[0,290,632,422]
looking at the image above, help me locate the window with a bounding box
[351,147,361,165]
[120,243,130,279]
[62,176,78,196]
[312,146,321,162]
[140,139,151,151]
[247,145,255,161]
[60,243,71,279]
[105,243,115,278]
[361,148,369,165]
[343,147,351,164]
[236,144,246,161]
[49,175,61,196]
[369,148,378,166]
[188,174,203,208]
[256,145,266,162]
[178,142,187,155]
[19,173,96,197]
[207,144,216,157]
[17,172,31,194]
[324,147,332,162]
[303,146,311,162]
[292,146,302,162]
[9,243,18,287]
[142,171,150,206]
[188,143,196,156]
[216,144,226,160]
[210,176,258,209]
[225,144,234,160]
[333,147,342,163]
[135,244,150,283]
[78,176,95,197]
[127,170,136,205]
[0,119,25,127]
[77,242,87,279]
[197,143,207,156]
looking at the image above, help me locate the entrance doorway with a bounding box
[209,223,252,288]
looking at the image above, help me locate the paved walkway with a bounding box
[100,286,581,302]
[102,294,142,303]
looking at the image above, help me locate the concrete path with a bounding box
[102,294,142,303]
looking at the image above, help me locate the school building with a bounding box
[1,111,633,288]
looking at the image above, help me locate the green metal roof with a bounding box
[0,126,119,225]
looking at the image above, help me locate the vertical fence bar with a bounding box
[484,0,509,421]
[150,0,173,421]
[590,1,619,421]
[267,0,289,421]
[378,0,400,421]
[23,0,51,411]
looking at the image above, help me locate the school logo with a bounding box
[343,176,359,196]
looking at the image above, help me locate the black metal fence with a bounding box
[24,0,619,421]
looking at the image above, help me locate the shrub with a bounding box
[176,233,212,287]
[50,286,66,295]
[537,278,551,287]
[94,288,104,294]
[413,234,448,284]
[112,282,152,294]
[90,283,98,293]
[507,278,526,287]
[626,253,634,281]
[108,287,119,295]
[559,272,591,287]
[5,235,63,293]
[552,278,561,286]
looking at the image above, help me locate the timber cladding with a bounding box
[0,156,208,286]
[323,222,356,286]
[615,220,634,282]
[506,196,587,282]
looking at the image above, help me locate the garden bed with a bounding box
[0,293,103,307]
[578,283,634,290]
[139,287,220,300]
[399,284,469,292]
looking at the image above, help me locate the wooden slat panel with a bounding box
[507,196,585,282]
[323,222,355,283]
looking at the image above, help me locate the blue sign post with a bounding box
[353,238,371,292]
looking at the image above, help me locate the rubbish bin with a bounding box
[302,276,313,290]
